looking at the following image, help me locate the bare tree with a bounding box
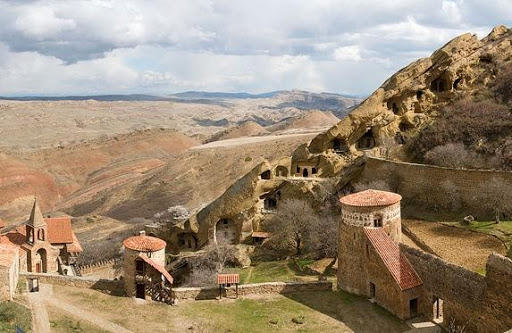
[308,215,338,258]
[153,206,190,225]
[425,143,483,169]
[477,177,512,223]
[186,244,236,287]
[265,199,317,256]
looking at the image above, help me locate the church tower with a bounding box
[25,197,48,245]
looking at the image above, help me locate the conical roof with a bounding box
[28,198,46,227]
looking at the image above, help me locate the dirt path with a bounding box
[28,292,50,333]
[243,266,254,284]
[46,298,133,333]
[191,132,318,150]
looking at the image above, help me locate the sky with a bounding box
[0,0,510,96]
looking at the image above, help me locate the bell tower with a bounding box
[26,197,47,245]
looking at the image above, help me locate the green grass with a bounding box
[226,260,301,284]
[54,285,409,333]
[0,301,32,333]
[451,220,512,248]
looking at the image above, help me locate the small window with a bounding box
[370,282,376,298]
[296,166,300,173]
[373,216,382,227]
[37,229,45,241]
[312,168,317,174]
[223,219,228,225]
[136,260,144,274]
[147,252,151,258]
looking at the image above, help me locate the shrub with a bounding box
[408,100,512,167]
[493,64,512,104]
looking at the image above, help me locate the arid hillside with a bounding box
[0,91,352,224]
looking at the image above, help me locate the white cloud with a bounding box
[0,0,509,96]
[333,45,362,62]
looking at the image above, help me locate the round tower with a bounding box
[123,231,167,298]
[337,189,402,294]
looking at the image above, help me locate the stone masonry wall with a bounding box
[401,244,512,332]
[173,281,332,300]
[358,157,512,211]
[19,272,123,294]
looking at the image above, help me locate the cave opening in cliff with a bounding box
[453,78,462,90]
[333,138,349,153]
[260,170,271,180]
[430,77,449,93]
[357,130,376,150]
[399,122,415,132]
[386,100,400,114]
[275,165,288,177]
[416,90,423,99]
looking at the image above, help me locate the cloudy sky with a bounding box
[0,0,510,96]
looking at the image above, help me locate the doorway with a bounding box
[369,282,376,298]
[302,169,309,177]
[409,298,419,317]
[433,297,443,323]
[136,283,145,299]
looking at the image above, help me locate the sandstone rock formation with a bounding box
[162,26,512,249]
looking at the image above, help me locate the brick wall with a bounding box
[172,281,332,300]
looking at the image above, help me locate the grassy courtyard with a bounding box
[52,285,409,332]
[0,301,32,332]
[224,259,334,285]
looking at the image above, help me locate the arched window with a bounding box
[38,229,45,241]
[373,215,383,227]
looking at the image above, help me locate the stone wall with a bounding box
[19,272,123,294]
[78,257,121,277]
[357,157,512,212]
[173,281,332,300]
[401,245,512,332]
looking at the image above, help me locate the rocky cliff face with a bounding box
[160,26,512,248]
[297,25,512,178]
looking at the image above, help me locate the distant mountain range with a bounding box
[0,90,363,102]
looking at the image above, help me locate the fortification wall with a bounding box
[19,272,123,294]
[173,281,332,300]
[401,245,512,332]
[78,257,121,278]
[358,157,512,210]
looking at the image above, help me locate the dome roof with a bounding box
[339,189,402,207]
[123,235,166,252]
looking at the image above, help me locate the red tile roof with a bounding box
[340,189,402,207]
[66,232,83,253]
[364,228,422,291]
[252,231,270,238]
[138,254,173,284]
[217,274,240,284]
[46,217,74,244]
[123,235,166,252]
[0,243,19,267]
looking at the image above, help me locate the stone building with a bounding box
[0,243,20,301]
[0,198,82,275]
[123,231,173,302]
[338,189,423,320]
